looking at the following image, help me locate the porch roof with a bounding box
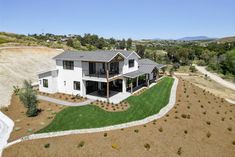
[123,70,146,78]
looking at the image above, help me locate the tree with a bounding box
[136,45,146,58]
[119,39,126,49]
[66,38,74,47]
[19,80,39,117]
[126,38,132,50]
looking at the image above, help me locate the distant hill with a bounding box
[214,36,235,43]
[177,36,216,41]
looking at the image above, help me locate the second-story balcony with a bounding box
[82,61,122,81]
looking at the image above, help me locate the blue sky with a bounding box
[0,0,235,39]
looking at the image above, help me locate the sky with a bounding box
[0,0,235,39]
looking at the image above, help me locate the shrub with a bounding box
[104,133,108,137]
[181,114,187,119]
[232,141,235,145]
[19,80,39,117]
[189,65,197,73]
[228,127,232,132]
[177,147,182,155]
[78,141,85,148]
[13,85,20,95]
[134,129,139,133]
[44,143,50,148]
[206,132,211,138]
[184,130,188,134]
[158,127,163,132]
[206,121,211,125]
[144,143,150,150]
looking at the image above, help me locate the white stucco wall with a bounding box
[39,75,58,93]
[56,60,84,96]
[122,53,139,74]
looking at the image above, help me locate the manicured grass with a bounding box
[38,77,174,133]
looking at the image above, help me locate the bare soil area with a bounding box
[0,47,61,107]
[38,91,87,103]
[0,94,66,141]
[179,74,235,102]
[3,78,235,157]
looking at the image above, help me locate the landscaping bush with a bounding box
[144,143,150,150]
[78,141,85,148]
[19,80,39,117]
[44,143,50,148]
[189,65,197,73]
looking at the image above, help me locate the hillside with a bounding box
[215,36,235,43]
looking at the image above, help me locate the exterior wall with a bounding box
[122,53,139,74]
[56,60,85,96]
[39,75,58,93]
[39,52,140,96]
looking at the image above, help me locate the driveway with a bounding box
[0,112,14,157]
[195,65,235,91]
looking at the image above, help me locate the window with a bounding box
[43,79,48,88]
[128,59,135,68]
[63,60,74,70]
[73,81,80,90]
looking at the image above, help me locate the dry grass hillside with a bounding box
[0,47,62,107]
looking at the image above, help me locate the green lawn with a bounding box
[38,77,174,133]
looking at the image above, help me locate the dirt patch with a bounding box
[179,74,235,102]
[3,78,235,157]
[0,94,66,141]
[38,91,87,103]
[0,47,62,107]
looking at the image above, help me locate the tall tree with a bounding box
[136,45,146,58]
[126,38,132,50]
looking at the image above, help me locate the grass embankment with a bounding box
[38,77,174,133]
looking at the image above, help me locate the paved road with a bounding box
[195,65,235,91]
[37,95,94,106]
[0,112,14,157]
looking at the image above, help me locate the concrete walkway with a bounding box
[195,65,235,91]
[5,76,178,150]
[37,95,94,106]
[0,112,14,157]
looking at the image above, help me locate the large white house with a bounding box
[38,50,165,103]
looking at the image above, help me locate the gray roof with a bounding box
[122,70,146,78]
[53,50,136,62]
[138,59,166,73]
[123,59,166,78]
[38,69,58,78]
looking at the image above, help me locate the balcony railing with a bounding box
[82,70,120,78]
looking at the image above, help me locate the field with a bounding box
[3,77,235,157]
[0,47,61,107]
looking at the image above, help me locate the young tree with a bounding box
[126,38,132,50]
[19,80,39,117]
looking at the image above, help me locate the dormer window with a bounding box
[128,59,135,68]
[63,60,74,70]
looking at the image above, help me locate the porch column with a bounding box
[131,79,133,94]
[136,77,139,87]
[105,63,109,102]
[146,74,150,88]
[82,80,86,96]
[122,78,127,93]
[156,71,159,82]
